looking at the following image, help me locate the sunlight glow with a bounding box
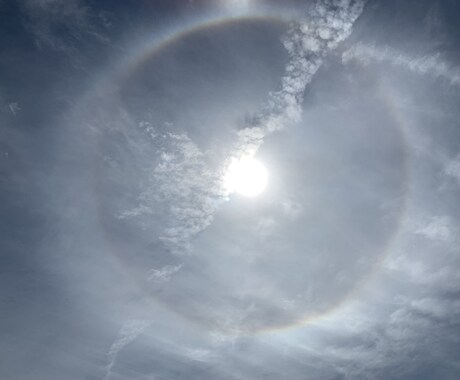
[224,156,268,197]
[220,0,253,10]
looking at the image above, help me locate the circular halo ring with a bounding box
[67,7,411,336]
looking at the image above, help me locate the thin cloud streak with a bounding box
[104,320,151,380]
[342,42,460,86]
[233,0,367,156]
[124,0,367,255]
[148,264,183,283]
[20,0,112,68]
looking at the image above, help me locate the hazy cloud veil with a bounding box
[3,0,460,379]
[122,0,367,256]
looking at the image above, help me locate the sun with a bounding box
[224,156,268,197]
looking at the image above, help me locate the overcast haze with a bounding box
[1,0,460,379]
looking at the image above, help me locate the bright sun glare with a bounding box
[224,156,268,197]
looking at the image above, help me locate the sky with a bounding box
[1,0,460,379]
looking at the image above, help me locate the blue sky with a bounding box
[1,1,460,379]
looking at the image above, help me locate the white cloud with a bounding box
[312,284,460,379]
[122,0,366,256]
[445,154,460,186]
[8,102,21,116]
[342,42,460,87]
[138,131,225,255]
[282,198,303,219]
[414,215,453,242]
[230,0,367,158]
[21,0,111,67]
[104,320,151,380]
[148,264,182,283]
[184,348,212,362]
[253,216,278,238]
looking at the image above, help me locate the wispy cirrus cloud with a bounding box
[414,215,453,243]
[307,234,460,379]
[103,320,151,380]
[120,129,226,255]
[20,0,112,67]
[123,0,367,256]
[148,264,183,283]
[342,42,460,87]
[231,0,367,157]
[445,154,460,186]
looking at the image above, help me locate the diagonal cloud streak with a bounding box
[233,0,367,157]
[342,42,460,87]
[125,0,367,255]
[103,320,151,380]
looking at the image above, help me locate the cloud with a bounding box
[281,198,303,219]
[445,154,460,186]
[312,267,460,379]
[103,320,151,380]
[121,128,226,255]
[230,0,367,156]
[7,102,20,116]
[414,215,453,243]
[20,0,111,67]
[148,264,183,283]
[184,348,212,362]
[5,1,460,379]
[0,98,20,116]
[289,203,458,379]
[342,42,460,87]
[123,0,367,256]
